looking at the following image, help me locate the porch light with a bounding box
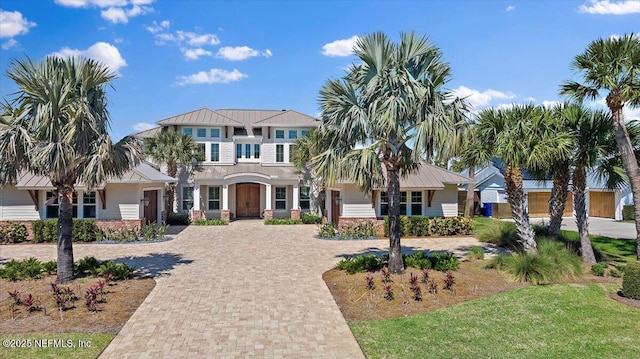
[141,197,150,206]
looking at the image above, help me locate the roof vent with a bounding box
[281,109,286,111]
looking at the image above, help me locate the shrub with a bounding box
[622,205,635,221]
[383,284,394,300]
[404,251,433,269]
[194,218,227,226]
[365,273,375,290]
[443,271,455,291]
[318,223,338,238]
[0,222,28,244]
[139,223,170,240]
[166,212,191,225]
[90,262,135,280]
[591,263,607,276]
[301,212,322,224]
[338,222,377,239]
[0,257,44,280]
[264,218,300,225]
[483,254,511,270]
[32,219,101,242]
[622,261,640,300]
[505,253,556,285]
[409,272,422,301]
[468,246,485,260]
[380,266,391,283]
[537,239,583,279]
[384,216,471,237]
[72,219,100,242]
[431,252,460,271]
[610,268,623,278]
[476,220,519,249]
[75,256,101,274]
[32,220,58,243]
[43,261,57,275]
[336,254,381,274]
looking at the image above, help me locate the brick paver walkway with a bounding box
[1,221,497,358]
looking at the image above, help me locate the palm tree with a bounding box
[475,105,572,253]
[560,33,640,260]
[144,130,199,214]
[313,32,467,274]
[0,57,142,283]
[290,129,326,214]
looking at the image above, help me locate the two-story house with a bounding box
[137,108,320,221]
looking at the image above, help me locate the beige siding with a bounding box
[219,140,235,164]
[0,186,41,220]
[423,184,458,218]
[99,183,141,220]
[340,184,376,218]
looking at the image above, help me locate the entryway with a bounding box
[143,190,158,224]
[236,183,260,218]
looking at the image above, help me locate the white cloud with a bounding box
[132,122,156,132]
[506,5,516,11]
[451,86,516,108]
[322,35,360,57]
[101,5,151,24]
[182,47,212,61]
[215,46,273,61]
[176,68,247,86]
[525,97,537,102]
[55,0,131,8]
[0,9,36,38]
[590,97,640,120]
[154,30,220,46]
[146,19,169,33]
[2,38,17,49]
[55,0,154,24]
[579,0,640,15]
[541,100,561,109]
[50,42,127,74]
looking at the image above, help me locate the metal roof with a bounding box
[157,108,242,126]
[132,126,161,139]
[194,163,300,181]
[252,110,319,127]
[395,164,472,189]
[14,162,176,189]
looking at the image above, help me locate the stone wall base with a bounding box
[221,210,231,223]
[263,209,273,220]
[290,209,301,220]
[191,210,203,221]
[337,217,385,238]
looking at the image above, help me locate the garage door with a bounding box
[589,192,615,218]
[528,192,573,218]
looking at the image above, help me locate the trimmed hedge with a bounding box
[0,222,28,244]
[301,212,322,224]
[265,218,301,225]
[166,213,191,225]
[383,216,472,237]
[32,219,101,243]
[622,205,635,221]
[622,261,640,300]
[194,218,227,225]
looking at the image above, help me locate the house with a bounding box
[326,164,472,230]
[459,159,629,220]
[137,108,472,225]
[0,162,176,231]
[137,108,320,221]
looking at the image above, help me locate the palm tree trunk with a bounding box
[387,168,404,274]
[167,160,178,214]
[464,166,475,218]
[608,96,640,260]
[549,160,570,237]
[573,166,596,263]
[504,165,537,254]
[56,184,75,283]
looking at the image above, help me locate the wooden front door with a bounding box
[236,183,261,218]
[331,190,340,226]
[143,190,158,224]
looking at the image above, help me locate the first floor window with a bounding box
[276,144,284,162]
[182,187,194,211]
[400,191,407,215]
[211,143,219,162]
[46,191,78,218]
[275,187,286,210]
[83,191,97,218]
[300,186,310,210]
[380,191,389,216]
[411,191,422,216]
[208,187,220,210]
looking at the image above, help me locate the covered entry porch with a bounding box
[190,164,306,222]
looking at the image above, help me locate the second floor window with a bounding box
[236,144,242,159]
[196,143,206,161]
[275,129,284,139]
[211,143,219,162]
[276,144,284,162]
[196,128,207,137]
[182,128,193,136]
[210,128,220,138]
[245,144,251,158]
[288,130,297,139]
[254,144,260,159]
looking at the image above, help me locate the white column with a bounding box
[193,185,201,210]
[292,183,300,209]
[265,184,272,210]
[222,184,229,211]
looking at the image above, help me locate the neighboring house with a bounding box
[326,164,472,230]
[0,162,176,230]
[458,159,629,220]
[136,108,320,221]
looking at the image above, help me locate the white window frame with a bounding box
[196,128,207,138]
[275,129,285,139]
[300,186,310,211]
[276,144,284,163]
[83,191,97,219]
[210,143,220,162]
[208,187,220,211]
[210,128,220,138]
[411,191,422,216]
[182,186,194,211]
[275,187,287,210]
[288,130,298,139]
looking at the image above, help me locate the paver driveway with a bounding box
[1,221,496,358]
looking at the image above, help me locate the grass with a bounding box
[0,333,114,358]
[350,283,640,359]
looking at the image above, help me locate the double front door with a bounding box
[236,183,261,218]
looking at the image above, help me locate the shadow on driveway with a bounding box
[112,252,193,278]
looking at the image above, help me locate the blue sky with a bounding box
[1,0,639,140]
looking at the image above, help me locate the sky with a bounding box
[0,0,639,141]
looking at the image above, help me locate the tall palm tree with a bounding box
[0,57,142,283]
[560,33,640,260]
[313,32,467,274]
[144,130,199,214]
[475,105,572,253]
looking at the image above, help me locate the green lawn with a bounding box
[0,333,114,359]
[350,283,640,359]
